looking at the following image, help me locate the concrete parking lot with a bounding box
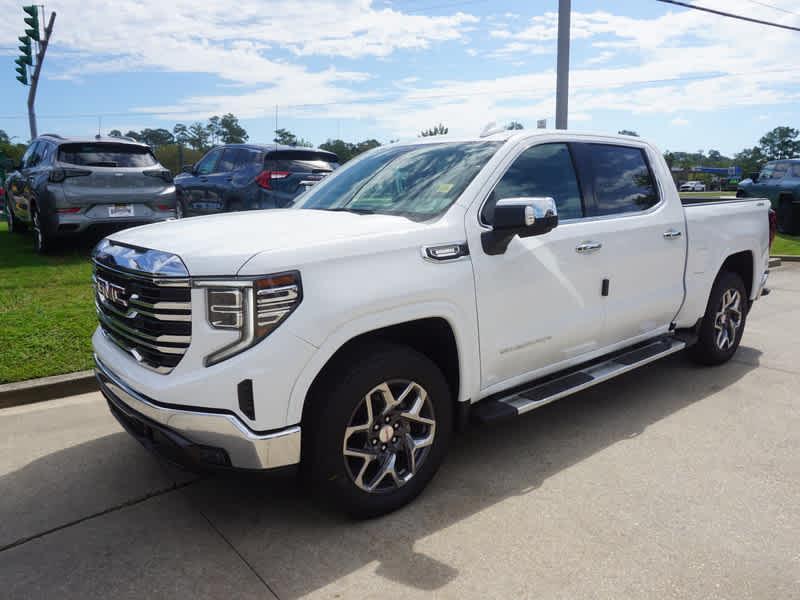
[1,265,799,599]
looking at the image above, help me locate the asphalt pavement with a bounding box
[1,265,799,599]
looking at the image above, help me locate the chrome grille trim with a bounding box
[94,259,191,374]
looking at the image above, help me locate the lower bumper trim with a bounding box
[95,356,301,470]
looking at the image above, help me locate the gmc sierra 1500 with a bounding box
[92,130,771,517]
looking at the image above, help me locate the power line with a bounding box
[656,0,800,32]
[0,66,798,120]
[742,0,800,18]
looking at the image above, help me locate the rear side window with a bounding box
[585,144,658,216]
[483,143,583,223]
[216,148,259,172]
[58,143,158,167]
[264,150,339,173]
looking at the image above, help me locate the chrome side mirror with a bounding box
[482,196,559,255]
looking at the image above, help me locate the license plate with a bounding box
[108,204,134,217]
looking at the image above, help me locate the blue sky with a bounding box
[1,0,799,155]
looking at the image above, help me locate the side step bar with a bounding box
[472,336,686,424]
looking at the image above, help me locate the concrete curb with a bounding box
[0,370,98,410]
[771,255,800,263]
[769,257,782,268]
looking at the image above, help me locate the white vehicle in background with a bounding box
[680,180,707,192]
[92,130,773,517]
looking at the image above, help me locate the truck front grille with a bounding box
[93,263,191,374]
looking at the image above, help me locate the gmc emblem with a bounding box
[96,276,128,308]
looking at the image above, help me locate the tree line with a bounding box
[2,122,799,178]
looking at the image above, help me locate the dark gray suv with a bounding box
[174,144,339,218]
[5,134,176,253]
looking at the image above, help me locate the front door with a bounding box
[182,148,223,215]
[468,142,609,391]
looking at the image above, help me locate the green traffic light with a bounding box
[16,54,32,66]
[17,75,28,85]
[18,35,30,45]
[25,27,40,41]
[19,43,32,57]
[23,5,39,30]
[15,64,27,77]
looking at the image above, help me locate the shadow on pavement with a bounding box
[0,350,762,597]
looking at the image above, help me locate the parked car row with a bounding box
[3,134,340,253]
[737,158,800,235]
[679,180,706,192]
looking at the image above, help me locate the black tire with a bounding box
[304,342,453,518]
[6,203,27,233]
[32,206,54,254]
[689,271,747,366]
[777,196,799,235]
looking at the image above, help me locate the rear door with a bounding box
[263,150,338,207]
[573,142,686,347]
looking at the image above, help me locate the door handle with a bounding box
[663,229,683,239]
[199,176,208,182]
[575,241,602,253]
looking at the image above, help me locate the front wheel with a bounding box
[304,343,452,518]
[6,203,26,233]
[689,271,747,366]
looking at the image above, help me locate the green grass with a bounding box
[0,222,96,383]
[772,233,800,256]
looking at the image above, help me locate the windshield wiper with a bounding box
[329,207,378,215]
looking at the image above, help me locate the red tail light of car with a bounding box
[255,170,290,190]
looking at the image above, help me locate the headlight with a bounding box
[199,271,302,366]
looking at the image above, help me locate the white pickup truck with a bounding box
[92,131,773,517]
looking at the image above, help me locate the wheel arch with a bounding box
[719,250,755,301]
[290,309,477,432]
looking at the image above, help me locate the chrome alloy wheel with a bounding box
[343,380,436,494]
[714,288,742,351]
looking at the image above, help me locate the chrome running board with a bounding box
[472,336,686,424]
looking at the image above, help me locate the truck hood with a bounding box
[108,209,429,275]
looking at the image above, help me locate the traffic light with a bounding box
[15,64,28,85]
[23,6,40,41]
[19,37,32,60]
[17,48,33,67]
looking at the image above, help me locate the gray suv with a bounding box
[5,134,176,253]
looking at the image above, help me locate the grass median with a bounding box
[0,222,96,384]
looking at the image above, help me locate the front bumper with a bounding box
[95,356,301,470]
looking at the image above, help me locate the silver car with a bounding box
[5,134,176,253]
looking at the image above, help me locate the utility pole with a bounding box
[555,0,570,130]
[16,7,57,140]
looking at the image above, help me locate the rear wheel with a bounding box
[32,206,54,254]
[304,342,452,518]
[777,196,799,235]
[689,271,747,366]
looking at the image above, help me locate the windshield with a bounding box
[293,142,501,221]
[58,143,158,168]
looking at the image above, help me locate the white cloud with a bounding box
[671,117,689,126]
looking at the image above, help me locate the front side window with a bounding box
[482,143,583,224]
[294,142,500,221]
[58,143,158,167]
[217,148,243,173]
[586,144,658,216]
[771,162,790,179]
